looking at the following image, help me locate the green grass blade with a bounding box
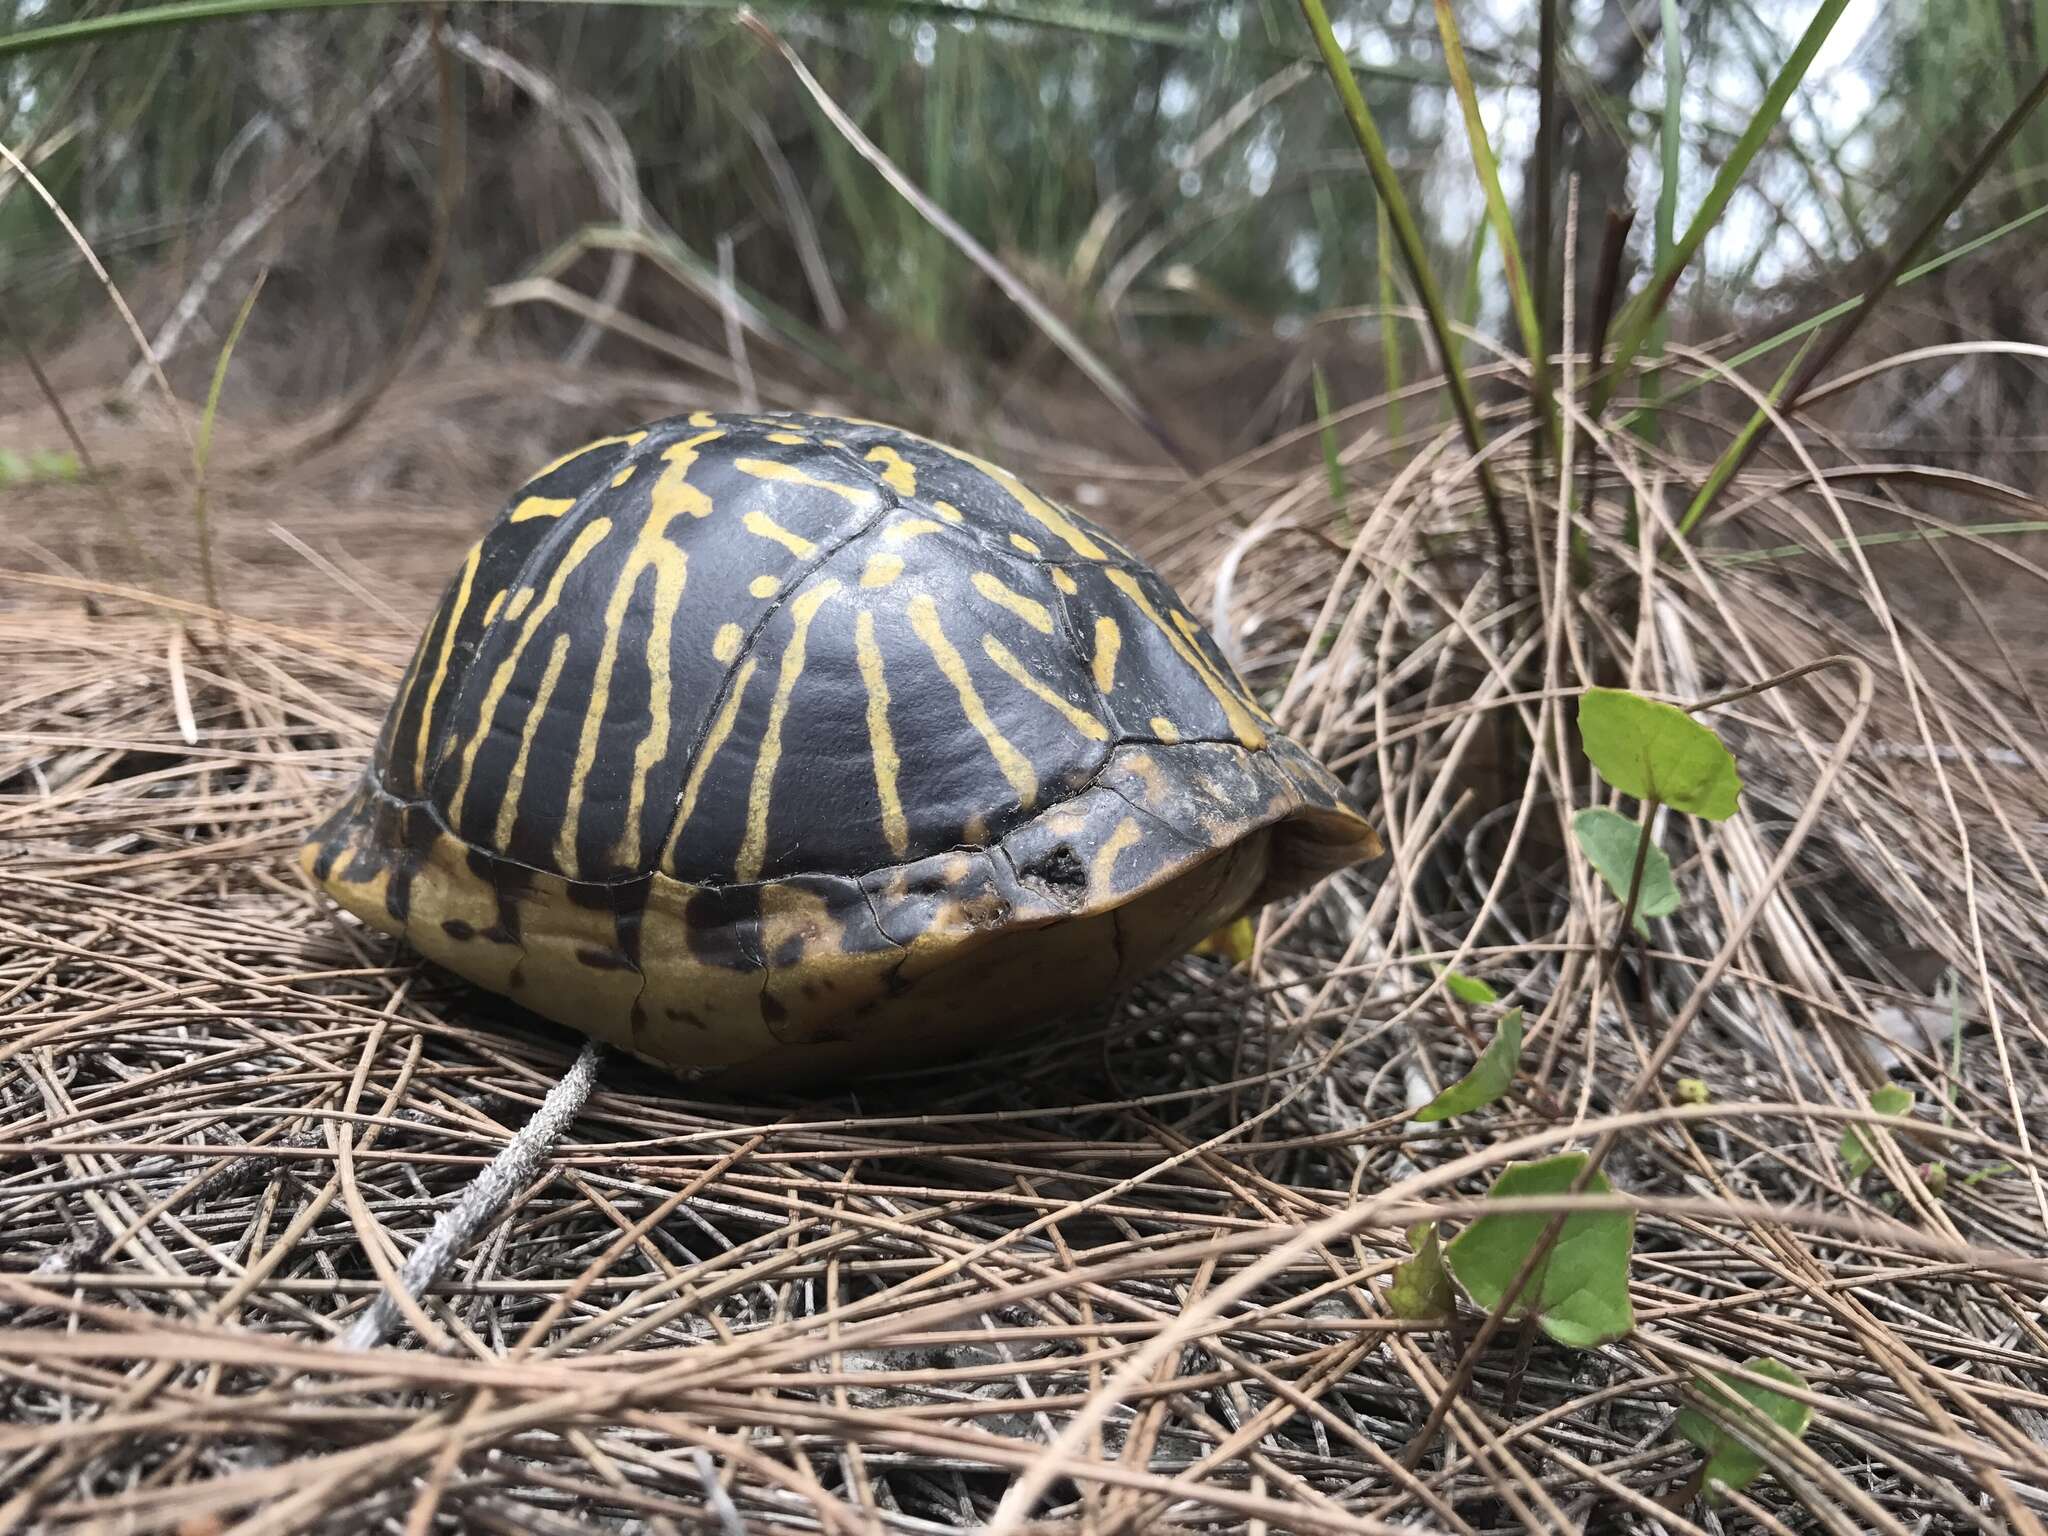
[0,0,1463,84]
[1456,214,1490,369]
[1675,331,1815,539]
[1639,0,1683,446]
[1295,0,1512,584]
[1618,199,2048,433]
[191,270,265,616]
[1597,0,1854,409]
[1434,0,1553,455]
[1378,198,1405,438]
[1531,0,1558,345]
[740,12,1196,474]
[1680,63,2048,528]
[1713,520,2048,567]
[1310,361,1350,531]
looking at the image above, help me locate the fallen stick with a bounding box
[340,1040,603,1353]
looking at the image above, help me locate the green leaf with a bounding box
[0,449,28,485]
[1572,808,1681,935]
[1434,966,1499,1006]
[1675,1356,1814,1501]
[1386,1221,1453,1321]
[1415,1008,1523,1122]
[1839,1086,1915,1178]
[1578,688,1742,820]
[1675,1077,1710,1106]
[1442,1153,1635,1349]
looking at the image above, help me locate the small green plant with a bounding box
[1674,1356,1814,1503]
[1574,688,1741,941]
[1385,1221,1453,1322]
[1434,966,1499,1006]
[0,448,81,484]
[1414,1008,1522,1122]
[1578,688,1742,820]
[1839,1085,1915,1178]
[1572,808,1680,936]
[1675,1077,1711,1106]
[1442,1153,1635,1349]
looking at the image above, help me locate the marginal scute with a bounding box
[1002,781,1203,911]
[758,875,901,1043]
[303,409,1384,1085]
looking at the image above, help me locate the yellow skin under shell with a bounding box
[302,412,1382,1089]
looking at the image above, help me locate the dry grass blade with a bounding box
[734,9,1199,478]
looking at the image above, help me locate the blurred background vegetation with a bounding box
[3,0,2042,467]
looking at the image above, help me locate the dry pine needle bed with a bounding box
[1,390,2046,1533]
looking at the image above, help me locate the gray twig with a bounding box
[690,1449,745,1536]
[341,1041,603,1352]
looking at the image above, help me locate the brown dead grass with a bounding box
[1,336,2045,1533]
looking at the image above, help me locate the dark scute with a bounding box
[386,867,414,924]
[684,884,764,972]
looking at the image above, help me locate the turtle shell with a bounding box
[302,411,1381,1085]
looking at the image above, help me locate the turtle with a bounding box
[301,411,1382,1087]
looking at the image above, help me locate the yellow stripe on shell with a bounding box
[1150,716,1181,743]
[1009,533,1042,556]
[510,496,577,523]
[970,571,1054,635]
[864,444,917,496]
[413,540,483,776]
[481,587,507,626]
[733,456,878,509]
[855,610,909,858]
[447,517,613,827]
[883,518,946,546]
[713,622,744,663]
[922,440,1107,558]
[742,508,818,558]
[861,552,904,588]
[505,588,534,620]
[1104,568,1265,748]
[558,432,718,873]
[528,430,647,482]
[649,431,721,520]
[663,656,758,860]
[930,500,965,524]
[748,574,780,599]
[735,580,843,883]
[498,632,573,850]
[1092,816,1143,890]
[908,594,1037,808]
[982,634,1109,742]
[1091,615,1122,693]
[1172,608,1275,724]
